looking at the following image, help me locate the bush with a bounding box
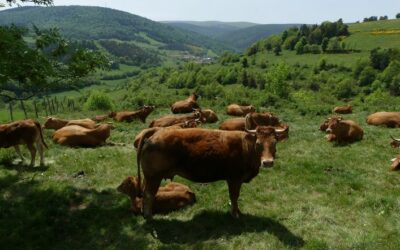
[358,66,377,86]
[265,63,290,98]
[334,79,356,99]
[84,91,114,111]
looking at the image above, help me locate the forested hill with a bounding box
[165,21,296,50]
[0,6,230,53]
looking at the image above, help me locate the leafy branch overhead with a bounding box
[1,0,52,7]
[0,25,109,101]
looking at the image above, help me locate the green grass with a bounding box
[1,105,400,249]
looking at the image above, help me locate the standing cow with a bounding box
[325,117,363,144]
[0,119,47,166]
[136,116,285,219]
[171,93,200,114]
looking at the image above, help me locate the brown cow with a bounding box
[219,112,280,131]
[333,105,352,114]
[201,109,218,123]
[134,120,199,149]
[149,110,204,128]
[325,117,364,144]
[320,116,342,132]
[110,105,155,123]
[52,124,113,147]
[44,117,97,130]
[0,119,47,166]
[390,156,400,171]
[226,104,256,116]
[136,116,286,219]
[367,112,400,128]
[171,93,200,114]
[91,115,109,123]
[117,176,196,215]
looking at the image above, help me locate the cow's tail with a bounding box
[35,120,48,149]
[136,129,155,197]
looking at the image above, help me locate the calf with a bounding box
[110,105,155,123]
[325,117,363,144]
[0,119,47,166]
[117,176,196,215]
[44,117,97,130]
[52,124,113,147]
[171,93,200,114]
[226,104,256,116]
[333,105,352,114]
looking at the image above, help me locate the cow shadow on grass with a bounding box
[144,211,305,248]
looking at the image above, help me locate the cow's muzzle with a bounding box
[261,159,274,168]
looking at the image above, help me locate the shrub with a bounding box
[84,91,114,111]
[358,66,377,86]
[265,63,290,98]
[334,79,356,99]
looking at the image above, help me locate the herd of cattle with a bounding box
[1,93,400,218]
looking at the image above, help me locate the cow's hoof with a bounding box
[230,210,243,219]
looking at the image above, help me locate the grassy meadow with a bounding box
[1,103,400,249]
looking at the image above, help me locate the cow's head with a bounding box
[245,124,287,168]
[142,105,155,112]
[326,116,344,133]
[108,112,117,118]
[390,156,400,171]
[190,92,200,101]
[117,176,142,199]
[390,135,400,148]
[183,119,201,128]
[43,117,66,130]
[192,109,207,123]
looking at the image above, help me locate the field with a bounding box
[1,104,400,249]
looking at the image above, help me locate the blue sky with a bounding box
[4,0,400,24]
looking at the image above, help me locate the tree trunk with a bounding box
[9,102,14,121]
[33,100,39,118]
[43,99,48,116]
[20,100,28,119]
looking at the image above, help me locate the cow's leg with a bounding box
[26,143,36,167]
[227,180,242,218]
[143,177,161,220]
[36,141,45,166]
[14,145,25,163]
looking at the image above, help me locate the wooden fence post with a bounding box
[33,100,39,118]
[20,100,28,119]
[9,102,14,121]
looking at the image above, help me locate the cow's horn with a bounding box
[275,127,287,133]
[390,135,400,142]
[245,128,257,134]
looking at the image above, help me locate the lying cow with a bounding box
[390,156,400,171]
[136,116,286,219]
[226,104,255,116]
[44,117,97,130]
[390,136,400,148]
[110,105,155,123]
[149,110,203,128]
[325,117,363,144]
[333,105,352,114]
[91,114,110,123]
[0,119,47,166]
[219,112,280,131]
[201,109,218,123]
[134,120,199,149]
[171,93,200,114]
[117,176,196,215]
[52,124,113,147]
[367,112,400,128]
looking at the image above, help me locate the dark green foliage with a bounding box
[363,16,378,22]
[379,16,388,21]
[334,79,356,99]
[219,52,240,65]
[274,44,282,56]
[98,40,160,66]
[370,48,400,70]
[397,13,400,19]
[358,66,377,86]
[353,59,370,79]
[84,91,114,111]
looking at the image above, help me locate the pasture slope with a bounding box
[1,105,400,249]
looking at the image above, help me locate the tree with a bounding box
[397,13,400,19]
[273,44,282,56]
[1,0,52,7]
[321,37,329,52]
[295,37,307,54]
[265,63,290,98]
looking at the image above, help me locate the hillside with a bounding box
[0,6,231,61]
[165,21,297,50]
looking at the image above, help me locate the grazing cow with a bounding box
[201,109,219,123]
[171,93,200,114]
[390,136,400,148]
[0,119,47,166]
[320,116,342,132]
[117,176,196,215]
[44,117,97,130]
[226,104,256,116]
[333,105,352,114]
[149,110,204,128]
[325,117,363,144]
[134,121,199,149]
[367,112,400,128]
[136,116,286,219]
[110,105,155,123]
[390,156,400,171]
[52,124,113,147]
[219,112,280,131]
